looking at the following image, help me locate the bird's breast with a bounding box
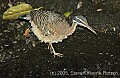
[29,10,76,43]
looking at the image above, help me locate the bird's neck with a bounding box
[65,22,77,36]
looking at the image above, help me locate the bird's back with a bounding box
[30,10,70,36]
[29,10,72,43]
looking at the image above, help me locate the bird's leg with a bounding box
[48,43,63,58]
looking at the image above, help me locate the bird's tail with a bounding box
[18,14,31,21]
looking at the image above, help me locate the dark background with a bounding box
[0,0,120,78]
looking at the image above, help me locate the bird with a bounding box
[19,10,97,58]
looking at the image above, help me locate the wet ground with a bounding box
[0,0,120,78]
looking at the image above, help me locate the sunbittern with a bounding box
[20,10,97,58]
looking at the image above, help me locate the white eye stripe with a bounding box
[73,19,97,34]
[75,16,87,25]
[73,20,87,27]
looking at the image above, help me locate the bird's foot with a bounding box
[52,51,63,58]
[48,43,63,58]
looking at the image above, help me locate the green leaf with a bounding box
[64,11,72,17]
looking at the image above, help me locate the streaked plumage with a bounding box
[20,10,96,58]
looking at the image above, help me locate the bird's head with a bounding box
[72,15,97,35]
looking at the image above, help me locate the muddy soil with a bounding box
[0,0,120,78]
